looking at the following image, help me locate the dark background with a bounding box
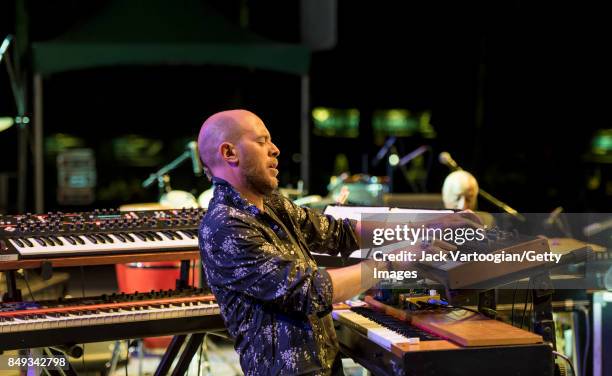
[0,0,609,214]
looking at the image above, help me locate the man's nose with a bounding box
[270,142,280,157]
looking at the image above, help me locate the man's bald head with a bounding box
[442,170,479,210]
[197,109,256,177]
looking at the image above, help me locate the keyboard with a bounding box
[416,229,552,289]
[333,297,553,376]
[0,208,205,260]
[0,288,224,351]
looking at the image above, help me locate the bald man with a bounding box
[442,170,495,227]
[442,170,479,210]
[197,110,389,376]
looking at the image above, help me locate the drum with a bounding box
[159,190,199,209]
[197,188,214,209]
[329,174,389,206]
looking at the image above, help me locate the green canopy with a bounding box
[32,0,310,76]
[29,0,312,211]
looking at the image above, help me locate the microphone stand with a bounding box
[444,156,526,222]
[477,189,526,222]
[397,145,432,193]
[1,34,28,212]
[142,148,193,200]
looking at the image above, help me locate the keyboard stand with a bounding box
[2,269,22,302]
[153,259,211,376]
[1,250,206,375]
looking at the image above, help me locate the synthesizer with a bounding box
[333,296,553,376]
[415,228,552,289]
[0,288,224,351]
[0,208,205,260]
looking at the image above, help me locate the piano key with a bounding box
[133,232,147,241]
[149,232,163,241]
[9,230,199,258]
[93,234,106,244]
[179,230,195,239]
[32,237,47,246]
[100,233,114,243]
[121,232,135,242]
[85,234,98,244]
[64,236,77,245]
[40,236,55,246]
[12,238,25,247]
[49,235,64,246]
[142,232,155,241]
[160,231,175,240]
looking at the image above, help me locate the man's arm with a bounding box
[327,259,386,303]
[201,219,335,317]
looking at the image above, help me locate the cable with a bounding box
[511,280,519,326]
[125,340,129,376]
[22,271,36,301]
[203,333,212,376]
[553,350,577,376]
[520,280,531,329]
[198,339,203,376]
[79,266,87,374]
[578,306,590,376]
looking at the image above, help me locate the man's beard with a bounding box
[242,163,277,196]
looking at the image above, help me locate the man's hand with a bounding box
[425,210,484,230]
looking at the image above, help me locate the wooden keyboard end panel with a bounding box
[411,311,543,347]
[391,340,460,357]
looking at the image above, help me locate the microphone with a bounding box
[0,35,14,63]
[187,141,202,176]
[438,151,460,171]
[399,145,430,166]
[372,136,397,167]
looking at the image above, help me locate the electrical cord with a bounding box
[21,270,36,301]
[520,280,531,329]
[553,350,576,376]
[198,340,203,376]
[578,306,590,376]
[79,266,87,374]
[511,280,519,326]
[203,333,212,376]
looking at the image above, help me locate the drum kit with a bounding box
[137,141,391,210]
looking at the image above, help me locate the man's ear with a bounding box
[219,142,238,164]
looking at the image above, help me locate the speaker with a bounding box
[300,0,337,51]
